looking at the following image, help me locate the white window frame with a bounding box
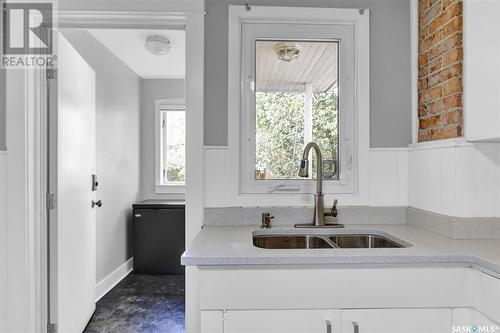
[155,98,186,194]
[227,5,370,198]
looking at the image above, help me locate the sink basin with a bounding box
[253,235,336,249]
[253,232,408,249]
[329,234,404,248]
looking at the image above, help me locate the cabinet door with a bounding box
[201,310,224,333]
[340,308,451,333]
[225,310,340,333]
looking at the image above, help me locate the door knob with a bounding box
[92,200,102,208]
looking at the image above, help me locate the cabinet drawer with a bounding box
[225,309,340,333]
[340,308,451,333]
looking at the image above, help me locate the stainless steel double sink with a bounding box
[253,231,410,249]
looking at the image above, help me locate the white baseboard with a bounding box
[95,257,133,301]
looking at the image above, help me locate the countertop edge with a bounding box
[181,254,500,278]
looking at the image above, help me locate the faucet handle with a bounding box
[261,213,274,229]
[330,199,338,217]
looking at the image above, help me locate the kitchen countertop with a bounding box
[181,224,500,276]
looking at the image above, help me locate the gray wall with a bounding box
[0,69,5,150]
[140,79,185,200]
[63,30,141,283]
[204,0,412,148]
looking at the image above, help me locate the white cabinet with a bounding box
[224,310,340,333]
[198,267,500,333]
[340,308,451,333]
[208,308,455,333]
[463,0,500,142]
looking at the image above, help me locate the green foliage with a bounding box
[255,91,338,180]
[313,91,338,161]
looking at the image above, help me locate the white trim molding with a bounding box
[227,5,370,204]
[6,67,48,332]
[58,1,205,14]
[410,0,419,144]
[95,258,133,302]
[0,151,7,331]
[58,11,192,29]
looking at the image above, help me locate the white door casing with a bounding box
[48,32,97,332]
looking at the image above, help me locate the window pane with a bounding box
[255,40,339,180]
[162,109,185,183]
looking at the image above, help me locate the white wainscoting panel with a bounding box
[205,147,410,208]
[410,140,500,218]
[368,148,409,207]
[0,151,7,329]
[409,144,457,216]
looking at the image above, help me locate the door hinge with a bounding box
[46,68,57,80]
[46,193,56,210]
[47,323,57,333]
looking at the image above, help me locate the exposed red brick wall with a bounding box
[418,0,463,142]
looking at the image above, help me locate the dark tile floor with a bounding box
[84,274,185,333]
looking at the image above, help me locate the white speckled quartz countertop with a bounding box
[181,224,500,276]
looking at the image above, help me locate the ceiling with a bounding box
[256,41,338,93]
[89,29,185,79]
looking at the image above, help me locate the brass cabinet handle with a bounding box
[325,320,332,333]
[353,321,359,333]
[92,200,102,208]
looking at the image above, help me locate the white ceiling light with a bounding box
[144,35,171,55]
[274,42,302,62]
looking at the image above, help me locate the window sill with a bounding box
[155,184,186,194]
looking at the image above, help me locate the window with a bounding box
[155,99,185,193]
[255,40,339,181]
[239,20,357,194]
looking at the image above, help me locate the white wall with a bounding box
[0,151,6,331]
[140,79,185,200]
[410,140,500,218]
[205,147,410,208]
[62,30,141,284]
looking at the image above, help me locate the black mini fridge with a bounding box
[132,200,185,274]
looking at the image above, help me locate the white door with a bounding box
[48,32,97,333]
[340,308,451,333]
[224,310,340,333]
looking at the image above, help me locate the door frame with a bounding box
[7,6,205,333]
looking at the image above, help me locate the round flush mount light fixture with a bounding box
[144,35,171,55]
[274,42,302,62]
